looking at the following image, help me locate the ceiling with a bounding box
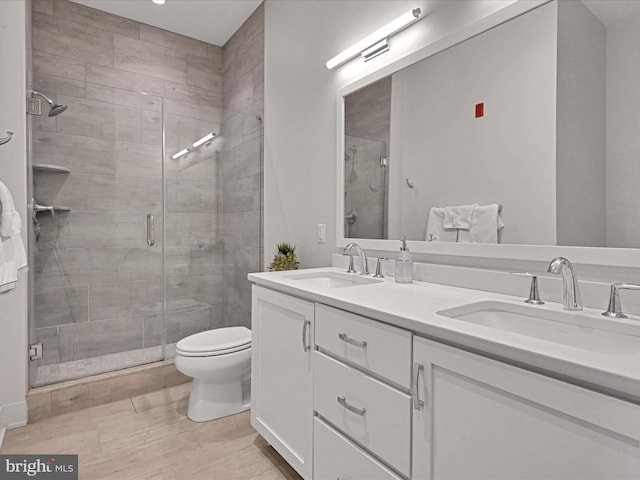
[70,0,262,46]
[69,0,640,48]
[582,0,640,27]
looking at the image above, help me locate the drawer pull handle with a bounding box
[302,320,311,352]
[337,395,366,416]
[338,332,367,348]
[413,363,425,411]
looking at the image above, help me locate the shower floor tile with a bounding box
[2,383,301,480]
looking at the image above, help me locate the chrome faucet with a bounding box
[547,257,582,311]
[602,283,640,318]
[343,243,369,275]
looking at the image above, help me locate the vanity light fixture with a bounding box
[171,148,189,160]
[325,8,422,70]
[192,132,216,148]
[152,0,166,5]
[362,39,390,62]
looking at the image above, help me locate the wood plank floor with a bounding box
[1,383,302,480]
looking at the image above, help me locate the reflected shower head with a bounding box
[31,90,68,117]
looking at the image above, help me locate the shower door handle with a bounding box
[146,213,155,246]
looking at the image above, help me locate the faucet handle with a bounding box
[510,272,544,305]
[602,283,640,319]
[373,258,389,278]
[343,253,356,274]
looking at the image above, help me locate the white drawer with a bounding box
[315,304,412,389]
[313,352,411,477]
[314,417,403,480]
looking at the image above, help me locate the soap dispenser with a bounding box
[395,236,413,284]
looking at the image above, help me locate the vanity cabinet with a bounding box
[251,286,314,479]
[314,304,412,478]
[251,282,640,480]
[412,336,640,479]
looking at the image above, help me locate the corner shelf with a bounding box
[33,163,71,174]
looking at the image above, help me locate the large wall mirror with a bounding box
[337,0,640,267]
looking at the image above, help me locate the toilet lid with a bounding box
[176,326,251,356]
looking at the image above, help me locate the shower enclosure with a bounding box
[344,135,388,239]
[27,1,263,387]
[29,95,261,387]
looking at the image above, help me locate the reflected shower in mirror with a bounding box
[344,76,390,239]
[342,0,640,248]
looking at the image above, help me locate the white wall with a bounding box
[556,0,606,247]
[606,13,640,248]
[0,0,29,428]
[264,0,525,269]
[389,2,557,245]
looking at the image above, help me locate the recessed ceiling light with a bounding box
[152,0,166,5]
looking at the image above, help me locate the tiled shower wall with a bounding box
[31,0,263,370]
[221,4,264,328]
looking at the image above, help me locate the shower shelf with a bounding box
[34,204,71,215]
[33,163,71,174]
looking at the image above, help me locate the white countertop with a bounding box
[249,267,640,404]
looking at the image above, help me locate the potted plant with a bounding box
[268,242,300,271]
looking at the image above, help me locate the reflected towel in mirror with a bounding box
[458,204,504,244]
[426,207,459,242]
[443,204,476,230]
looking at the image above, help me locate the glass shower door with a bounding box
[29,88,165,387]
[163,106,262,356]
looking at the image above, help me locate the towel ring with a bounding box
[0,131,13,146]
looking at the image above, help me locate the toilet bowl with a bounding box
[174,326,251,422]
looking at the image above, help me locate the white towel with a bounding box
[426,207,458,242]
[458,204,504,244]
[0,180,28,293]
[443,204,476,230]
[0,180,21,237]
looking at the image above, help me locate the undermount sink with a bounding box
[437,301,640,354]
[283,271,382,288]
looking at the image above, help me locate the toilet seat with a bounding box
[176,327,251,357]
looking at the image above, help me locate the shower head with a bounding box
[48,103,68,117]
[31,90,68,117]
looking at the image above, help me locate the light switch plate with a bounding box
[317,224,326,243]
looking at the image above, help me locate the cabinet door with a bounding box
[251,286,314,480]
[412,336,640,480]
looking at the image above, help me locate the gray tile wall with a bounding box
[221,3,265,329]
[31,0,252,367]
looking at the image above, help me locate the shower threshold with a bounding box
[33,343,177,387]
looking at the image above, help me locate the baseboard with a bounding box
[0,401,28,431]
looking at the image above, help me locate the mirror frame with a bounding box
[336,0,640,268]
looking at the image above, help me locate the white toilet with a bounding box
[174,326,252,422]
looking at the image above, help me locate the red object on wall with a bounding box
[475,103,484,118]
